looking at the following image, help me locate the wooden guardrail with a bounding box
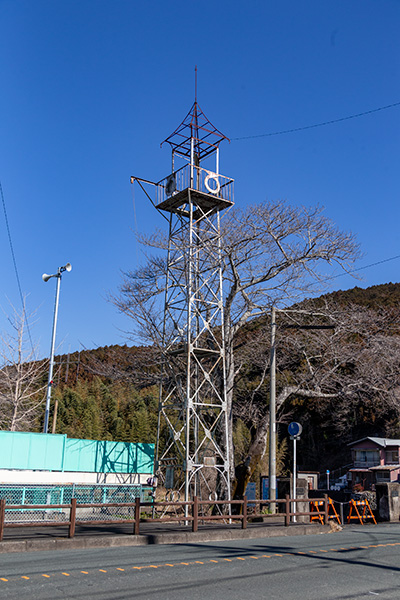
[0,495,329,540]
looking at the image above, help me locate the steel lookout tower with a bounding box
[132,93,234,506]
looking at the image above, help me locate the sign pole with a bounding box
[293,435,297,523]
[288,422,302,524]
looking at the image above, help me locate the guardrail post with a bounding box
[242,496,248,529]
[192,496,198,532]
[285,495,290,526]
[69,498,77,538]
[134,496,141,535]
[0,499,5,542]
[324,494,329,525]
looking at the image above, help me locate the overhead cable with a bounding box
[324,254,400,282]
[0,180,34,353]
[232,101,400,141]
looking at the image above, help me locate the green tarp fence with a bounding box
[0,431,154,474]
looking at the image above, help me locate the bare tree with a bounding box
[232,300,400,496]
[0,302,48,431]
[113,200,360,484]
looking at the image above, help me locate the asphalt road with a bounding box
[1,524,400,599]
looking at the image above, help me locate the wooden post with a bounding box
[134,496,141,535]
[242,496,248,529]
[0,499,6,542]
[285,494,290,526]
[192,496,198,532]
[324,494,329,525]
[69,498,77,538]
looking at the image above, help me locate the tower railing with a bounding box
[156,164,234,206]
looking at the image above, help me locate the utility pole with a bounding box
[268,308,334,511]
[269,306,277,511]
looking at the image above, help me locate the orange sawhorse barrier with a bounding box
[347,499,377,525]
[310,498,341,524]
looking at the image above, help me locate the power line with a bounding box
[0,180,34,353]
[323,254,400,283]
[231,101,400,141]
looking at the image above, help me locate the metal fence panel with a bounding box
[1,484,152,524]
[64,438,154,473]
[0,431,65,471]
[0,431,154,474]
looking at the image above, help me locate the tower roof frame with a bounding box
[161,101,230,161]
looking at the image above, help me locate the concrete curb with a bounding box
[0,524,329,554]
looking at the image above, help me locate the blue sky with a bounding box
[0,0,399,359]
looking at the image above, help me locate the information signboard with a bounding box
[261,477,269,500]
[245,482,256,506]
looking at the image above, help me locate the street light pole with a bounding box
[42,263,72,434]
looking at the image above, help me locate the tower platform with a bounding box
[156,187,233,219]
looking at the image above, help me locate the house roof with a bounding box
[348,468,371,473]
[369,465,400,471]
[348,437,400,448]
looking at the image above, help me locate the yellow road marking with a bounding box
[0,578,8,582]
[14,543,394,585]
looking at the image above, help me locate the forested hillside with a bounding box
[51,345,159,443]
[231,282,400,487]
[2,283,399,482]
[319,282,400,309]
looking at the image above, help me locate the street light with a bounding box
[42,262,72,434]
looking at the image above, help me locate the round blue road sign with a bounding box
[288,422,303,437]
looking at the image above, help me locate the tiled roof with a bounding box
[348,437,400,447]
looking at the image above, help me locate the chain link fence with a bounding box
[0,483,153,524]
